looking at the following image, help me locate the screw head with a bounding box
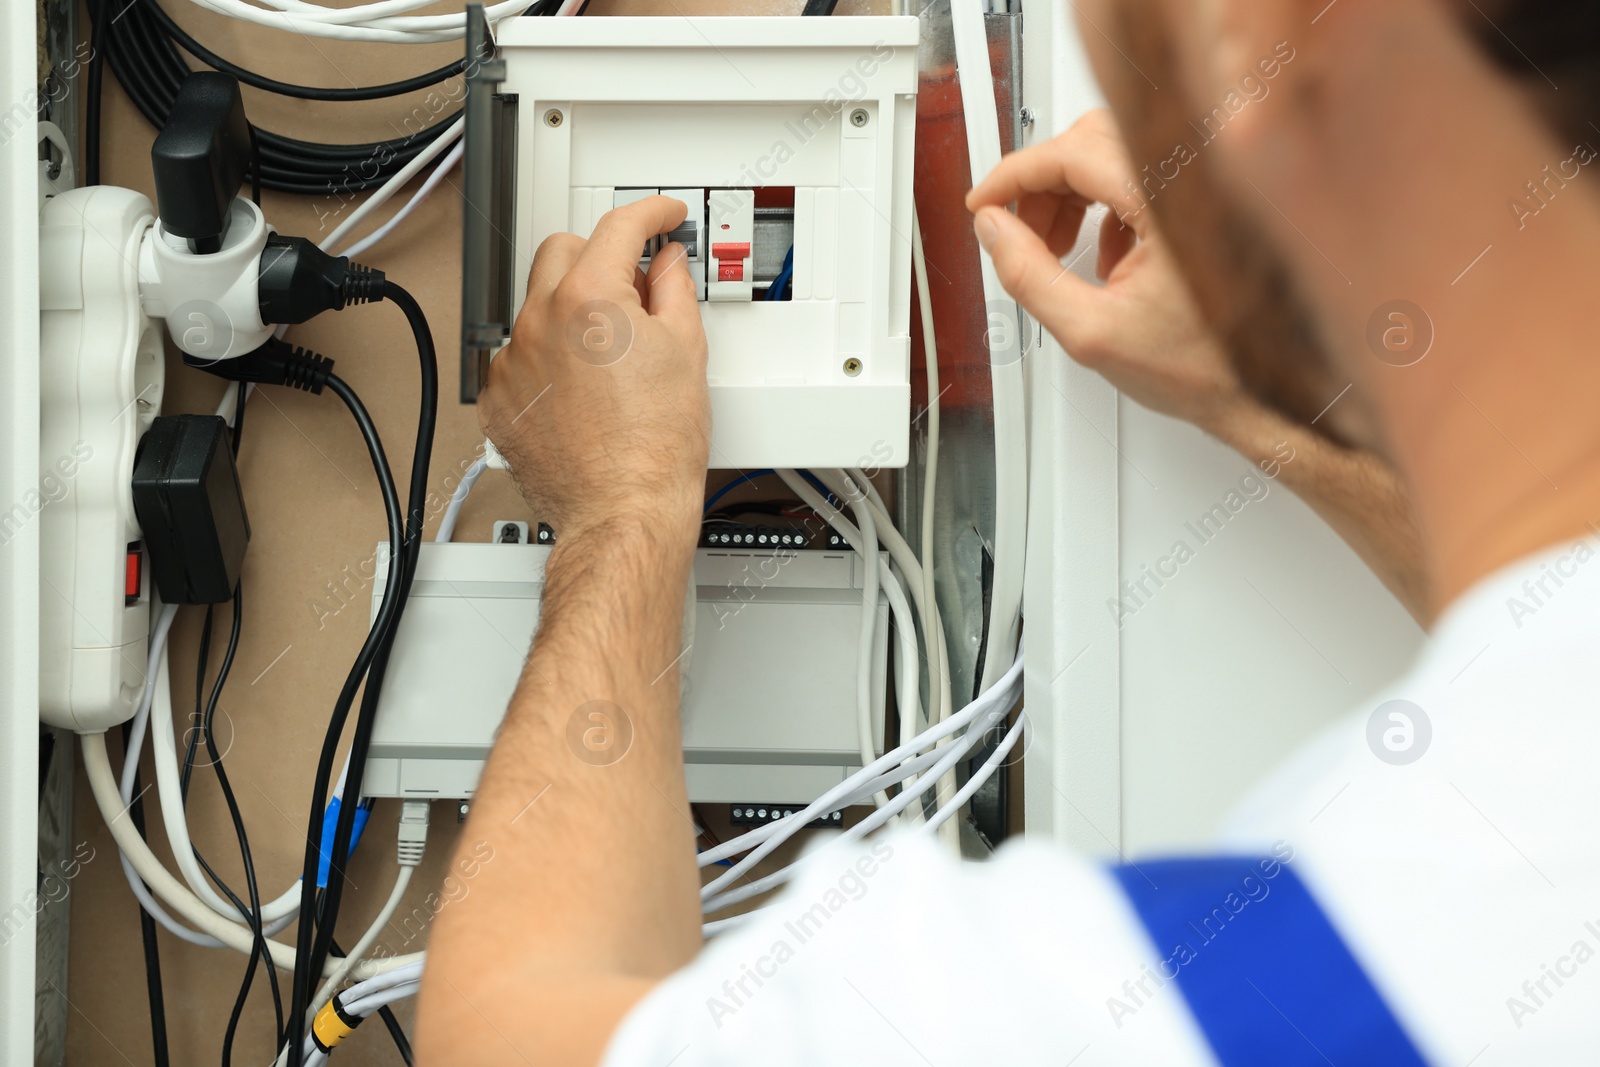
[544,109,564,127]
[843,358,863,376]
[850,108,869,128]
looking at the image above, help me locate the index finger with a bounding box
[572,195,691,300]
[967,112,1151,235]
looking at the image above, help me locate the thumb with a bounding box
[644,241,703,339]
[974,205,1101,353]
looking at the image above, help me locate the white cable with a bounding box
[180,0,529,44]
[697,654,1023,886]
[695,655,1022,869]
[808,467,954,753]
[336,140,464,261]
[700,713,1024,940]
[911,208,948,744]
[319,119,463,254]
[282,961,425,1063]
[835,471,888,808]
[780,467,953,824]
[702,673,1018,913]
[922,714,1023,837]
[113,606,229,947]
[148,632,308,923]
[291,978,424,1067]
[308,866,414,1017]
[436,453,489,543]
[848,465,956,840]
[877,560,922,821]
[84,732,423,978]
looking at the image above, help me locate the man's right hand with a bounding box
[965,109,1249,437]
[966,109,1430,624]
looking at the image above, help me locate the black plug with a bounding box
[151,72,251,255]
[185,338,336,393]
[257,236,386,325]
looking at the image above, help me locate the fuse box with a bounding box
[461,15,920,469]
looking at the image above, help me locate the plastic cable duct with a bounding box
[951,0,1026,692]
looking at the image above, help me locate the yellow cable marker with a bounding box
[311,998,359,1052]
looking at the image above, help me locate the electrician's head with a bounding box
[1073,0,1600,452]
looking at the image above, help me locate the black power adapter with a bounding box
[132,415,251,604]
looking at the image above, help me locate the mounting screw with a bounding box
[843,358,863,377]
[850,109,869,128]
[1020,106,1035,128]
[544,109,564,127]
[457,801,470,823]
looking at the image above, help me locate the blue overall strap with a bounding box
[1110,857,1429,1067]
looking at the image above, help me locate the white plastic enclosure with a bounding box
[361,542,888,805]
[496,15,920,469]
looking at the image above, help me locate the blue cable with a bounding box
[316,797,371,889]
[703,469,833,514]
[765,245,794,301]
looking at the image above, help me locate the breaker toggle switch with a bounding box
[707,190,755,302]
[712,242,750,282]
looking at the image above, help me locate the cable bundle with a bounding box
[92,0,558,193]
[177,0,559,44]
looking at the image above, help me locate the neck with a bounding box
[1232,1,1600,619]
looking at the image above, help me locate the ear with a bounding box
[1182,0,1313,132]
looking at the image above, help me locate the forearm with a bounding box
[1209,401,1432,626]
[417,519,703,1065]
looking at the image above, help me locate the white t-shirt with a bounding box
[604,544,1600,1066]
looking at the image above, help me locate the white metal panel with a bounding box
[0,1,42,1056]
[1021,0,1126,857]
[1025,8,1426,857]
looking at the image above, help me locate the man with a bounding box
[417,0,1600,1062]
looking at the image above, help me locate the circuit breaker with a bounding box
[461,15,920,469]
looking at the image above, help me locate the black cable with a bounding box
[285,371,407,1067]
[102,3,453,194]
[98,0,561,194]
[376,1002,417,1066]
[85,0,106,186]
[801,0,841,14]
[288,287,437,1067]
[118,721,172,1067]
[247,123,262,206]
[172,587,283,1063]
[139,0,467,102]
[230,382,248,458]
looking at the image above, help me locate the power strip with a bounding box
[361,541,889,804]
